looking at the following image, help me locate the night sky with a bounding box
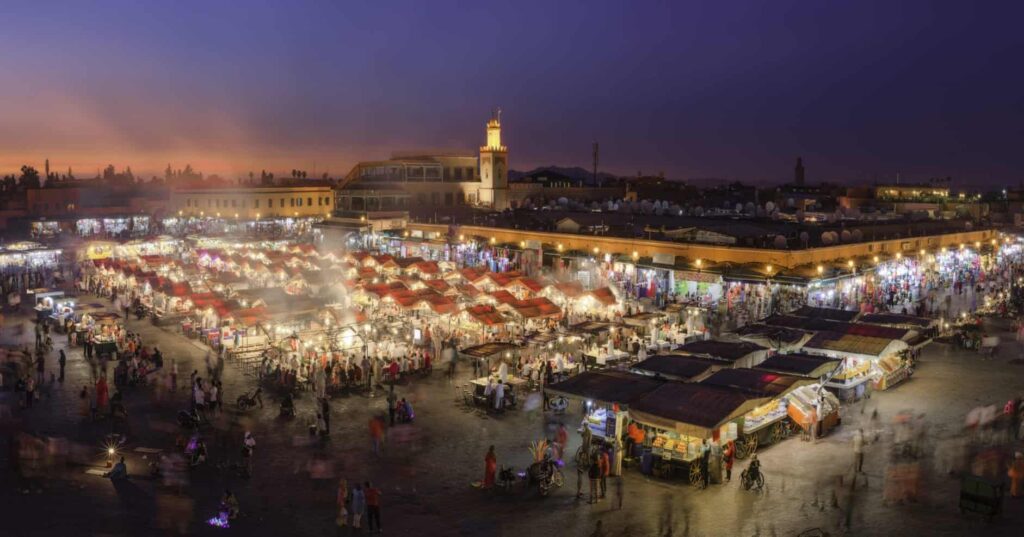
[1,0,1022,186]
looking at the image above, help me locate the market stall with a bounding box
[30,288,65,322]
[674,340,771,369]
[630,354,722,382]
[545,371,665,474]
[460,342,522,375]
[628,382,765,485]
[786,384,841,437]
[699,368,814,457]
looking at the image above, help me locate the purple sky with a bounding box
[1,0,1022,186]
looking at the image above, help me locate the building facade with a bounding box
[170,184,336,219]
[340,114,510,210]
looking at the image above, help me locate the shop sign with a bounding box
[652,253,675,265]
[674,270,720,284]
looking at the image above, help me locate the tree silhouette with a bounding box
[19,165,41,188]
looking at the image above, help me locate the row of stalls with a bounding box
[742,305,935,399]
[546,356,842,484]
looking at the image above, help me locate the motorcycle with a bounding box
[527,457,564,496]
[236,388,263,411]
[177,408,204,429]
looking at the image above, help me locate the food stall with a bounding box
[630,354,722,382]
[735,323,811,353]
[460,342,522,375]
[628,382,765,485]
[786,384,841,437]
[802,331,910,399]
[30,288,65,322]
[699,368,814,458]
[545,371,665,475]
[80,312,122,356]
[674,340,771,369]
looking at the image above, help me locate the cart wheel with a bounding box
[735,436,756,459]
[688,464,702,487]
[770,422,786,445]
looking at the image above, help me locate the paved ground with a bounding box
[2,293,1024,537]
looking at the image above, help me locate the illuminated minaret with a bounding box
[478,109,509,210]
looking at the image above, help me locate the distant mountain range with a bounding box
[509,166,619,185]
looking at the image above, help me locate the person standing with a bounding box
[483,445,497,488]
[587,456,601,503]
[24,376,35,408]
[365,481,382,534]
[95,375,109,414]
[598,447,610,498]
[853,428,865,473]
[335,478,348,529]
[723,441,735,482]
[369,416,384,456]
[321,398,331,435]
[58,349,66,382]
[700,440,711,489]
[386,386,397,426]
[36,353,45,384]
[350,483,366,530]
[208,382,219,415]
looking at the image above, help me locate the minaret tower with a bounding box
[479,109,509,210]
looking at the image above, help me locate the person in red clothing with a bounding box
[388,360,399,383]
[369,417,384,456]
[364,481,382,534]
[598,447,610,498]
[95,376,109,413]
[723,441,735,482]
[483,445,497,488]
[554,423,568,462]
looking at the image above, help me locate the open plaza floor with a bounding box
[2,289,1023,536]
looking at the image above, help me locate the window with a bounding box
[268,198,273,208]
[208,200,213,208]
[255,200,260,209]
[444,192,453,205]
[215,200,220,208]
[232,200,238,208]
[307,197,313,206]
[290,198,295,207]
[297,198,303,207]
[280,198,285,207]
[431,192,440,205]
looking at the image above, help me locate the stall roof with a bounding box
[460,342,521,358]
[630,382,765,437]
[858,312,934,328]
[631,355,722,381]
[762,315,911,340]
[465,305,510,326]
[511,297,562,319]
[551,281,585,298]
[460,267,489,283]
[676,340,767,363]
[700,368,811,398]
[622,312,663,326]
[804,331,905,358]
[569,321,617,335]
[586,287,618,306]
[735,323,809,345]
[546,371,664,406]
[754,353,841,378]
[789,306,859,322]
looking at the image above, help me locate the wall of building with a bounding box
[406,222,996,268]
[169,187,335,219]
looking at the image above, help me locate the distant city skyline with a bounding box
[1,1,1022,186]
